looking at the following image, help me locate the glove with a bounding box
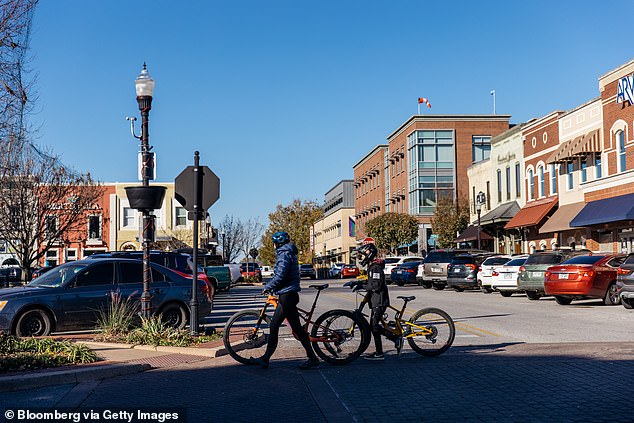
[261,288,271,296]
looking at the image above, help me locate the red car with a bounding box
[240,263,262,281]
[340,264,359,278]
[544,254,626,305]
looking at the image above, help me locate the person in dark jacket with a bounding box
[250,231,320,369]
[357,243,390,360]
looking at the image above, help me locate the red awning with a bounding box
[504,197,558,229]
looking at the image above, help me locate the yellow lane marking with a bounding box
[321,290,501,338]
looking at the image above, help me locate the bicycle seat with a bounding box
[397,295,416,302]
[309,284,329,290]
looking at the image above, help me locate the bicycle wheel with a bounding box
[406,307,455,357]
[310,309,369,365]
[223,310,272,365]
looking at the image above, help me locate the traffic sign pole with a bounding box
[190,152,201,336]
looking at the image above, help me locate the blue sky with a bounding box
[29,1,634,227]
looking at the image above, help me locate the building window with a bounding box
[538,166,545,197]
[550,164,557,195]
[45,250,58,267]
[515,163,521,198]
[122,207,135,228]
[618,130,626,172]
[595,153,602,178]
[88,215,101,241]
[175,206,187,227]
[472,136,491,163]
[497,169,502,203]
[505,166,511,201]
[528,169,535,200]
[45,215,57,238]
[580,157,587,183]
[567,161,574,190]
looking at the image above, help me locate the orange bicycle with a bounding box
[223,284,369,365]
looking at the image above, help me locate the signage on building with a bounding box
[496,152,516,164]
[617,73,634,105]
[362,237,375,245]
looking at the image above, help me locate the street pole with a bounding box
[477,207,482,250]
[190,151,201,336]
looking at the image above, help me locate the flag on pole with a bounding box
[418,97,432,108]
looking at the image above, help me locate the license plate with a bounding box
[558,273,569,279]
[454,268,461,273]
[503,273,514,279]
[396,270,402,274]
[432,268,442,273]
[531,271,543,278]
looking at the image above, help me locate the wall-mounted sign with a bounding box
[617,73,634,105]
[496,152,516,164]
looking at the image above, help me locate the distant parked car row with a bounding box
[383,248,634,309]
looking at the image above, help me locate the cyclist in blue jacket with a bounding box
[250,231,320,370]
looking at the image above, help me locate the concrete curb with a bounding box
[0,363,151,393]
[78,341,228,358]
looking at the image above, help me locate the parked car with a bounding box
[0,255,21,287]
[204,265,232,292]
[391,261,423,286]
[299,264,316,279]
[328,263,345,279]
[87,250,215,300]
[518,249,590,300]
[31,265,56,280]
[340,264,359,278]
[240,263,262,281]
[617,254,634,309]
[225,263,242,283]
[0,258,212,337]
[490,256,529,296]
[447,255,486,292]
[261,265,274,279]
[544,254,625,305]
[385,256,424,283]
[478,255,511,293]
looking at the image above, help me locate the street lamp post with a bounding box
[130,64,157,320]
[221,229,226,263]
[476,191,486,250]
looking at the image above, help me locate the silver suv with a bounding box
[422,249,489,290]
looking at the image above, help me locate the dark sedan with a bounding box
[447,255,481,292]
[0,258,212,337]
[390,261,422,286]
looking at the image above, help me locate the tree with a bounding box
[364,212,418,254]
[238,218,264,262]
[260,199,323,265]
[218,215,243,263]
[430,196,470,248]
[0,139,103,280]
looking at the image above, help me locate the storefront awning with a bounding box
[478,201,520,226]
[454,225,493,243]
[546,137,581,164]
[539,202,586,233]
[570,193,634,227]
[569,129,601,157]
[505,197,558,229]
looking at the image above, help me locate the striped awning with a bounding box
[546,136,581,164]
[569,129,601,156]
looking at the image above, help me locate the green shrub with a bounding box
[96,290,140,341]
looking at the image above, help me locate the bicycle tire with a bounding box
[223,310,272,365]
[310,309,369,365]
[406,307,455,357]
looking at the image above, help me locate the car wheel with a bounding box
[396,281,405,286]
[481,285,493,293]
[423,282,432,289]
[433,283,445,291]
[160,303,188,329]
[15,309,52,337]
[623,298,634,309]
[604,282,620,305]
[554,296,573,305]
[453,287,465,292]
[499,291,513,297]
[526,291,542,300]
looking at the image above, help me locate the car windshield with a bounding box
[451,256,474,265]
[384,258,400,264]
[562,255,605,265]
[483,257,511,266]
[300,265,314,269]
[505,258,527,266]
[425,252,453,263]
[343,265,356,269]
[28,262,88,287]
[525,254,563,265]
[240,264,259,270]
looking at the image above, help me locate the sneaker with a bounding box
[249,357,269,369]
[363,352,385,361]
[298,358,320,370]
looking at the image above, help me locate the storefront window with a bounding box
[580,157,587,183]
[595,153,602,178]
[618,131,626,172]
[550,164,557,194]
[567,161,574,190]
[538,166,545,197]
[528,169,534,200]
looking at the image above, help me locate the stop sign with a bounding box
[362,237,375,245]
[175,165,220,212]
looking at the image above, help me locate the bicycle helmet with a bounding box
[357,243,378,267]
[272,231,291,247]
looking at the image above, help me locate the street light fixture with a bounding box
[476,191,486,250]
